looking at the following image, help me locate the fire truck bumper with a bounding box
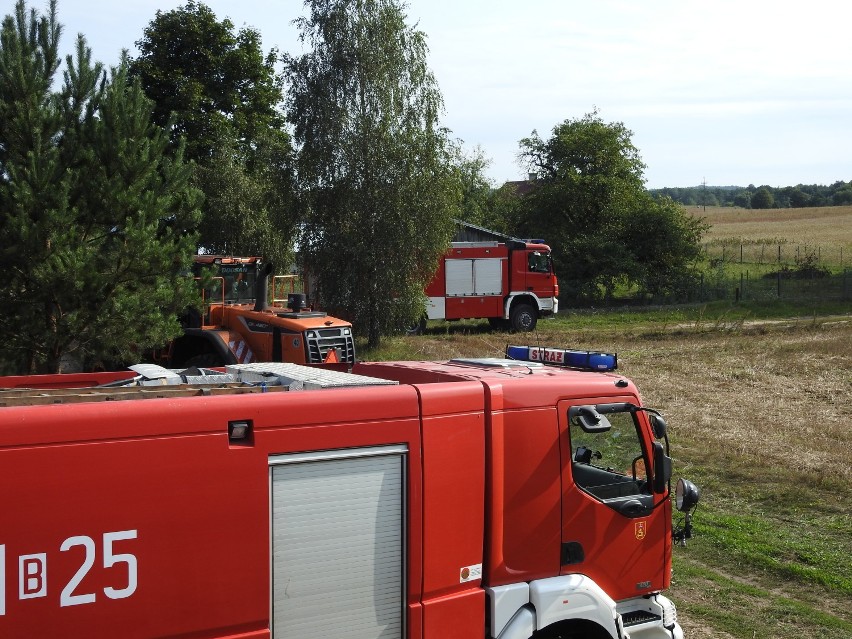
[538,296,558,316]
[617,594,683,639]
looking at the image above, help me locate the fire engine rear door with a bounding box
[269,445,407,638]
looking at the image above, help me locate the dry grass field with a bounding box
[686,205,852,249]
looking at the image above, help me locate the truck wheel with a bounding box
[405,317,427,336]
[488,317,508,331]
[510,304,537,332]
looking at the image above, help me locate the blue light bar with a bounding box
[506,345,618,371]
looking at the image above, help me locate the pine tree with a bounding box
[0,0,201,373]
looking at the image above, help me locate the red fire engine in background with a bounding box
[422,240,559,332]
[0,345,699,639]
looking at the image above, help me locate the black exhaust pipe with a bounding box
[254,262,274,311]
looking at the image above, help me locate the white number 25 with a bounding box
[60,530,138,607]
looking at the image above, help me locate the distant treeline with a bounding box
[651,181,852,209]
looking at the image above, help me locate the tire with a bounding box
[183,352,224,370]
[404,316,427,336]
[510,303,537,332]
[488,317,508,331]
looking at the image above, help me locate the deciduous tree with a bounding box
[285,0,458,347]
[750,187,775,209]
[517,110,645,299]
[0,0,201,373]
[131,1,296,267]
[516,110,706,301]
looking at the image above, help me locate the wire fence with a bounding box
[703,242,848,270]
[695,269,851,303]
[695,242,851,303]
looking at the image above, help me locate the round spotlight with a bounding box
[675,478,700,512]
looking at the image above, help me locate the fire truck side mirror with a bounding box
[650,414,668,439]
[569,406,612,433]
[652,442,672,494]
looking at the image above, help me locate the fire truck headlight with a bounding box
[676,478,700,512]
[306,331,316,339]
[344,328,351,336]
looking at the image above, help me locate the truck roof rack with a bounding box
[0,363,397,407]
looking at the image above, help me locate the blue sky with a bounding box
[47,0,852,189]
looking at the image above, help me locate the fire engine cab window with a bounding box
[569,411,649,501]
[528,251,550,273]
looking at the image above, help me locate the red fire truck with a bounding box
[0,346,699,639]
[423,240,559,332]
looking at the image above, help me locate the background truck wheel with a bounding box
[488,317,508,331]
[405,316,427,335]
[510,304,537,332]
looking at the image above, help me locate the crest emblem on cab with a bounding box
[635,520,647,540]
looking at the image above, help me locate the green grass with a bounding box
[691,507,852,594]
[673,556,852,639]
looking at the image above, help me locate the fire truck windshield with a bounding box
[569,410,649,501]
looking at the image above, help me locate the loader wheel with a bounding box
[184,352,224,370]
[510,304,537,332]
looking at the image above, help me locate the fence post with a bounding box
[777,270,781,298]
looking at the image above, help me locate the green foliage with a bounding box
[621,195,709,298]
[0,0,201,373]
[751,186,774,209]
[653,180,852,209]
[513,110,705,301]
[131,1,296,268]
[285,0,458,347]
[453,144,495,227]
[732,189,753,208]
[831,185,852,205]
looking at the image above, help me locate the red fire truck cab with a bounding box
[0,346,698,639]
[424,240,559,332]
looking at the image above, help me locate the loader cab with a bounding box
[193,256,263,306]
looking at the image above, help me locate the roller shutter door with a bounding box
[270,446,407,638]
[445,258,504,296]
[446,259,475,296]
